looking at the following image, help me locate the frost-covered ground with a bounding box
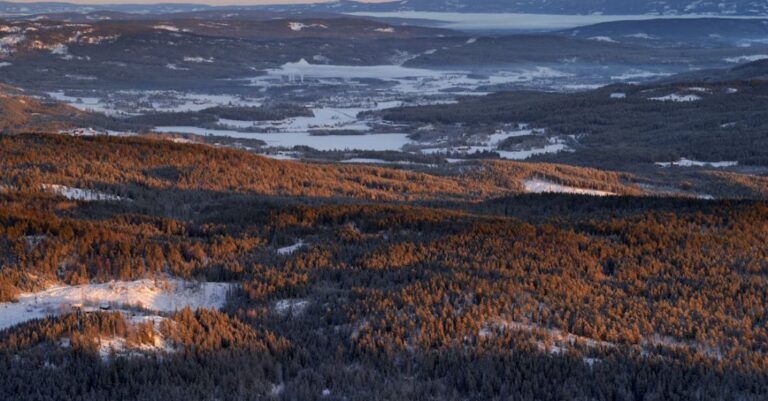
[0,279,231,331]
[523,178,616,196]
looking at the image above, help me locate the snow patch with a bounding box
[649,94,701,102]
[523,178,616,196]
[288,22,328,31]
[154,25,180,32]
[183,56,213,63]
[277,241,306,255]
[588,36,618,43]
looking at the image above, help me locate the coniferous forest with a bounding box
[0,134,767,400]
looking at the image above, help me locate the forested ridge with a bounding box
[0,133,645,201]
[373,80,768,168]
[0,134,767,400]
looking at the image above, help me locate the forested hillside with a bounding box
[0,133,644,202]
[0,134,767,400]
[373,80,768,168]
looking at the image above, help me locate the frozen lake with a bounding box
[255,59,575,95]
[346,12,766,31]
[155,126,414,151]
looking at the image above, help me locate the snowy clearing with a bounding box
[0,278,231,331]
[523,179,616,196]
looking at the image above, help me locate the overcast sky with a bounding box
[5,0,393,4]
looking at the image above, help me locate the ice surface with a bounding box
[156,126,413,151]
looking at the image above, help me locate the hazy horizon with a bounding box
[1,0,390,5]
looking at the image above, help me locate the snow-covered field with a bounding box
[0,279,231,331]
[523,178,616,196]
